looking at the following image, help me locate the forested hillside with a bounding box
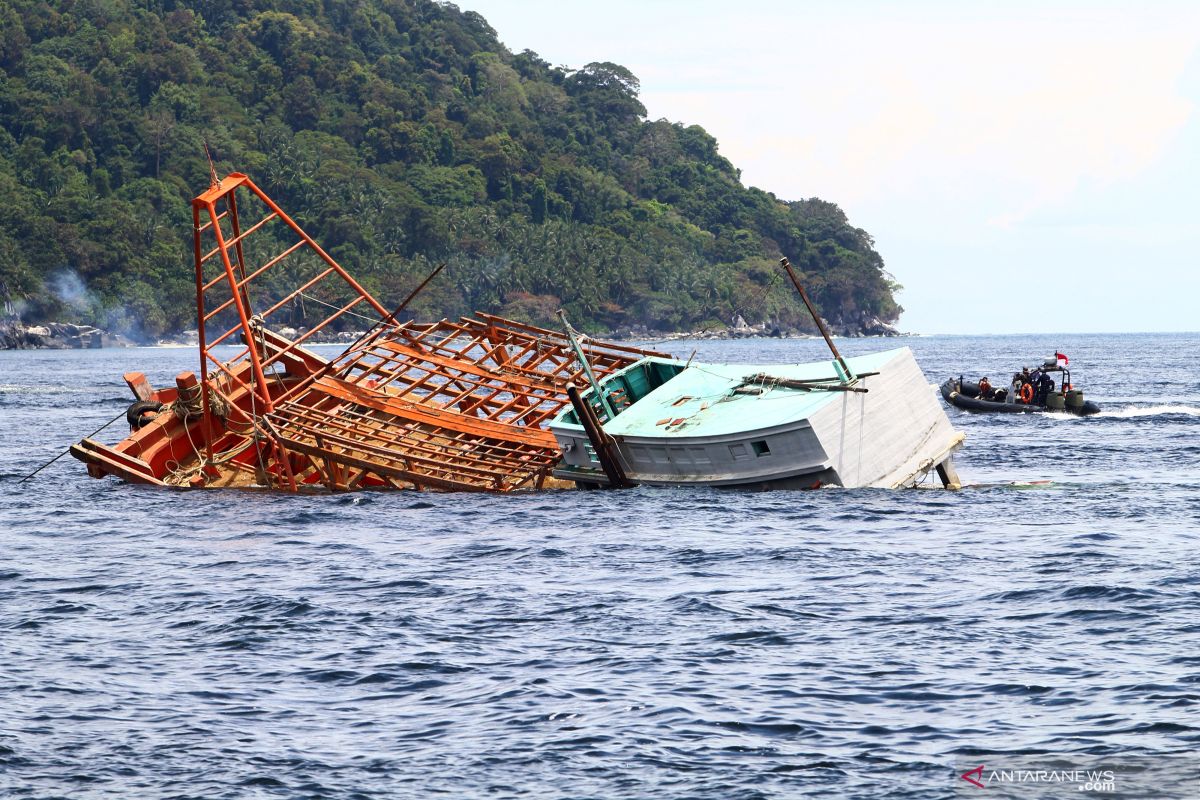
[0,0,902,339]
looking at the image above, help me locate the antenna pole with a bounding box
[779,256,855,382]
[203,140,218,188]
[558,309,617,421]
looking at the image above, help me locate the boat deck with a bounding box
[601,349,905,439]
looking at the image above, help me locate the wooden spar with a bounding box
[276,261,448,404]
[744,372,871,393]
[557,309,617,420]
[566,384,631,489]
[779,256,855,383]
[360,260,446,338]
[393,263,444,317]
[346,261,445,354]
[192,201,215,465]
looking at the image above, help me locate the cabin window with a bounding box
[752,440,771,457]
[729,443,750,461]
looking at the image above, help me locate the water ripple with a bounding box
[1,335,1198,797]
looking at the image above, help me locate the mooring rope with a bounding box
[170,381,229,421]
[18,409,125,483]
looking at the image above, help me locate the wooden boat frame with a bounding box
[72,173,661,492]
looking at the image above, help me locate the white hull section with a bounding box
[805,348,963,488]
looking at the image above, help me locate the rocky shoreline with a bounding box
[0,321,136,350]
[1,315,903,350]
[606,314,903,342]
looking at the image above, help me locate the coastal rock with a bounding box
[0,320,133,349]
[828,314,902,338]
[859,315,901,337]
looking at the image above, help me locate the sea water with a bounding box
[1,334,1197,798]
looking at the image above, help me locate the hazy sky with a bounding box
[460,0,1200,334]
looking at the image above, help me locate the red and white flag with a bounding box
[1055,351,1069,365]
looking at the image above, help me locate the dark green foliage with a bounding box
[0,0,900,340]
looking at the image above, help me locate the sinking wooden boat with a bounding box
[71,173,964,493]
[71,172,660,492]
[549,260,965,490]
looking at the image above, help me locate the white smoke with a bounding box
[47,269,98,312]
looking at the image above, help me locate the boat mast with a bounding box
[557,309,618,420]
[779,257,856,383]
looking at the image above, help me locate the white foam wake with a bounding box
[1101,404,1200,418]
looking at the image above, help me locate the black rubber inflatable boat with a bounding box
[940,359,1101,417]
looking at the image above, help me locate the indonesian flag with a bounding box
[1055,351,1069,365]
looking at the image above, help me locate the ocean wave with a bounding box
[4,335,1200,798]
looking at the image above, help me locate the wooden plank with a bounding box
[71,439,166,486]
[280,434,499,493]
[474,312,665,358]
[376,340,566,395]
[123,372,154,402]
[310,376,558,448]
[276,405,555,479]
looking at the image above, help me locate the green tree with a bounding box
[0,0,899,341]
